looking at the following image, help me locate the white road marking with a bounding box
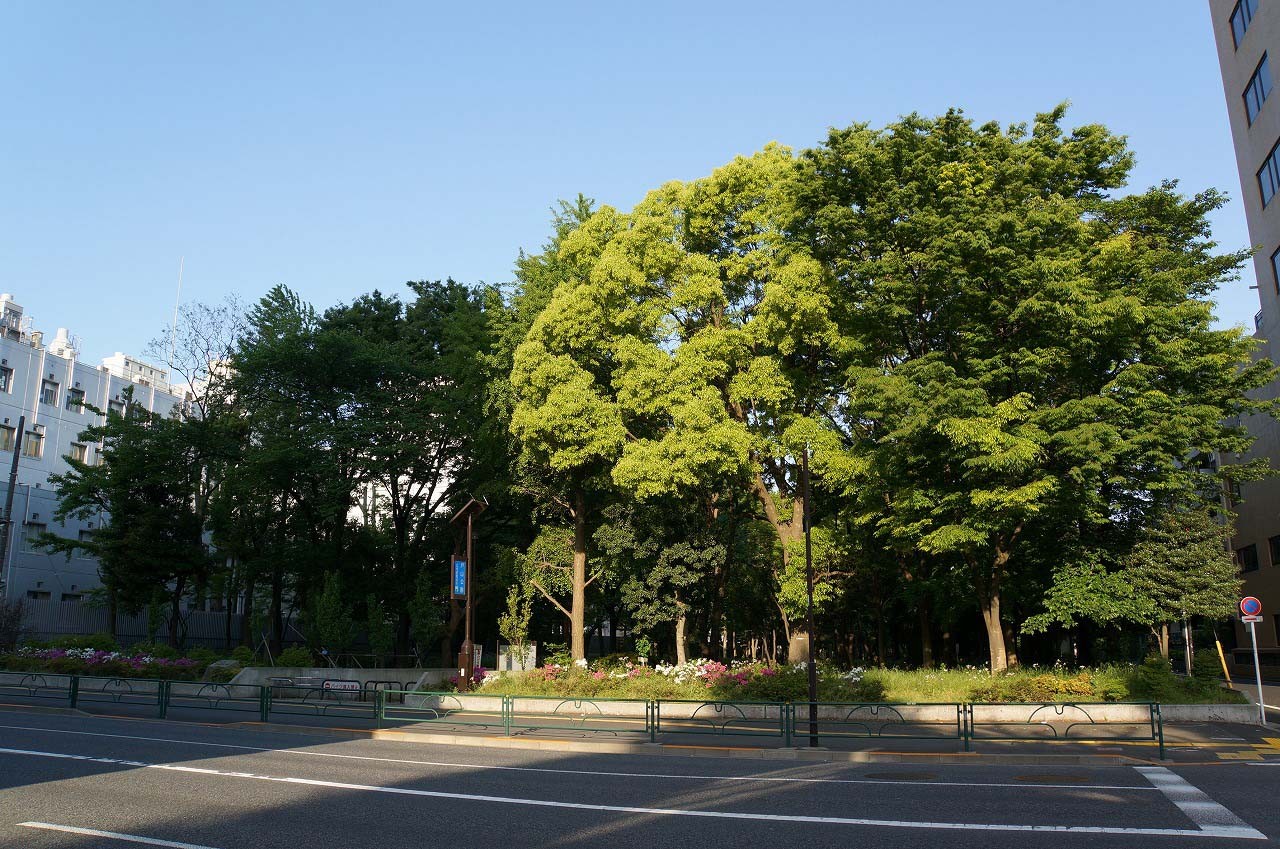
[1136,767,1265,839]
[19,821,221,848]
[0,722,1154,792]
[0,746,1267,840]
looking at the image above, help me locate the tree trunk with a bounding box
[1158,624,1170,660]
[108,591,118,640]
[980,593,1007,673]
[570,491,588,661]
[269,568,284,656]
[674,601,688,665]
[240,574,256,649]
[919,602,935,669]
[1002,622,1020,669]
[788,630,810,664]
[168,575,186,648]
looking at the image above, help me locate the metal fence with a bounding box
[0,669,1166,757]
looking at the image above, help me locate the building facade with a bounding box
[0,294,187,603]
[1211,0,1280,649]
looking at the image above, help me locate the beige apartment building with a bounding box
[1211,0,1280,651]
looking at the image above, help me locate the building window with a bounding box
[1246,54,1273,124]
[1238,543,1261,573]
[0,426,14,452]
[65,387,85,412]
[60,593,82,603]
[69,442,86,463]
[39,379,58,406]
[107,399,124,417]
[21,431,42,459]
[1233,0,1259,48]
[1259,141,1280,206]
[25,590,50,600]
[21,522,46,552]
[0,367,12,394]
[1271,535,1280,567]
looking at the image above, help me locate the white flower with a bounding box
[574,658,588,668]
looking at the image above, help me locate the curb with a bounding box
[221,720,1137,766]
[0,702,89,718]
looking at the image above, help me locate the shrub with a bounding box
[207,664,240,683]
[231,646,256,665]
[1191,648,1223,687]
[186,648,219,668]
[52,633,118,652]
[275,646,314,667]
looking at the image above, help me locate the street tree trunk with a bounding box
[919,602,935,669]
[674,599,689,665]
[570,491,588,661]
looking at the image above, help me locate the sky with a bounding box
[0,1,1261,365]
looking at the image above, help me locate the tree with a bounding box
[45,388,213,647]
[794,106,1272,670]
[509,205,628,660]
[365,593,396,667]
[310,571,356,657]
[497,581,534,667]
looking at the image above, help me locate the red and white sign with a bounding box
[322,680,361,692]
[1243,615,1264,624]
[1241,596,1263,617]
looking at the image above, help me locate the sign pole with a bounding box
[1250,619,1266,726]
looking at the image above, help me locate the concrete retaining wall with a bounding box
[230,667,454,689]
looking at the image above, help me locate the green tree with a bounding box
[795,106,1272,670]
[311,572,356,656]
[365,593,396,667]
[45,388,214,647]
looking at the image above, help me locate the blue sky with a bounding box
[0,2,1259,364]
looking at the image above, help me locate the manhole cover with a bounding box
[1014,774,1090,784]
[864,772,938,781]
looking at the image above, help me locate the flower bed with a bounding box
[0,646,202,680]
[476,656,1247,705]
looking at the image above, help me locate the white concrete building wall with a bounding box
[0,295,187,602]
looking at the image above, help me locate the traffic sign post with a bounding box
[1241,597,1266,725]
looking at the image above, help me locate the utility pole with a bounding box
[450,497,488,691]
[0,415,24,597]
[803,445,818,747]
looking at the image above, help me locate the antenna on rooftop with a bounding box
[168,256,184,366]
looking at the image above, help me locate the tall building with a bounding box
[1211,0,1280,650]
[0,294,188,602]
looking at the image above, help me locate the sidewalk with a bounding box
[1226,678,1280,721]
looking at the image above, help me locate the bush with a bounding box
[186,648,219,668]
[1191,648,1223,687]
[52,633,118,652]
[275,646,313,667]
[207,664,240,683]
[231,646,256,665]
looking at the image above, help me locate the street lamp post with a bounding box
[802,445,818,747]
[449,497,487,692]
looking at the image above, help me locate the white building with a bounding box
[0,294,188,602]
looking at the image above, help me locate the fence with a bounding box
[19,599,245,648]
[0,670,1165,757]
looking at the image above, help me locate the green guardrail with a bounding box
[655,699,791,745]
[790,702,971,751]
[966,701,1164,759]
[507,696,652,740]
[0,670,1167,758]
[376,690,509,733]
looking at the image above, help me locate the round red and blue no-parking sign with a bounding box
[1241,596,1263,617]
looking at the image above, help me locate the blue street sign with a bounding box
[452,558,467,598]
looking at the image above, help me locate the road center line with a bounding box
[18,822,221,849]
[0,746,1266,840]
[0,722,1154,792]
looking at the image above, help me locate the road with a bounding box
[0,710,1275,848]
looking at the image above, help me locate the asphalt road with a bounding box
[0,711,1275,848]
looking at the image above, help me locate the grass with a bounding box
[476,658,1248,705]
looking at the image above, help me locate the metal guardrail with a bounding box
[655,699,791,744]
[967,701,1164,759]
[0,670,1167,757]
[377,690,508,733]
[507,696,651,739]
[790,702,971,749]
